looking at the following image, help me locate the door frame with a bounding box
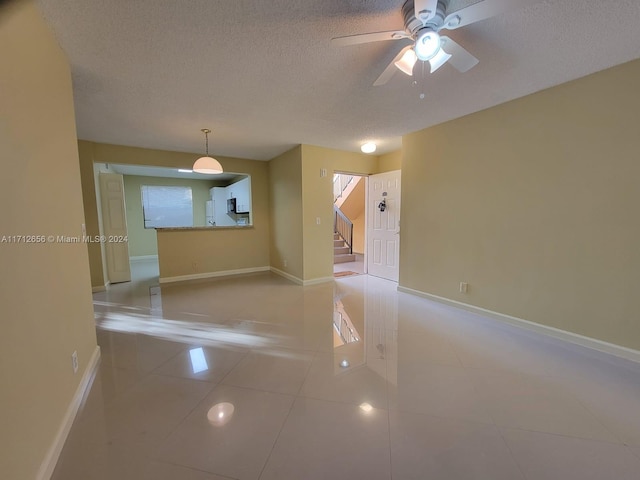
[333,171,369,275]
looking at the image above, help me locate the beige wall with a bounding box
[123,175,215,257]
[77,141,105,286]
[157,227,270,279]
[268,146,304,279]
[78,142,270,282]
[378,149,402,172]
[0,3,98,478]
[301,145,379,280]
[400,59,640,351]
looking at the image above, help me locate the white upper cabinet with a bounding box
[227,177,251,214]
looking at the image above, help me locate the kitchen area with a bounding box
[206,175,252,227]
[151,171,270,284]
[106,163,263,284]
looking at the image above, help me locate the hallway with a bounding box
[52,264,640,479]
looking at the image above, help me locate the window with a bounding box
[141,185,193,228]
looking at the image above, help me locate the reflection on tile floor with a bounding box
[52,260,640,479]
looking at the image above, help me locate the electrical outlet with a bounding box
[316,217,321,225]
[459,282,468,293]
[71,351,79,374]
[284,259,288,267]
[192,262,198,272]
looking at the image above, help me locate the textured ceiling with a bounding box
[36,0,640,160]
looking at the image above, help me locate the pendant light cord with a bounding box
[202,128,211,156]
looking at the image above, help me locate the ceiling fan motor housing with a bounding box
[402,0,448,35]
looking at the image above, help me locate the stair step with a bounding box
[334,233,341,240]
[334,246,350,255]
[334,239,345,247]
[334,254,356,264]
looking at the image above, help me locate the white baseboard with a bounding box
[269,267,334,286]
[398,286,640,365]
[37,345,101,480]
[270,267,303,285]
[159,266,270,284]
[303,276,335,286]
[129,255,158,262]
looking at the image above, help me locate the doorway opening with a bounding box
[333,173,367,277]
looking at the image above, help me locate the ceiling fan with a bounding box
[332,0,527,86]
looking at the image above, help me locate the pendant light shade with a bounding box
[193,129,223,174]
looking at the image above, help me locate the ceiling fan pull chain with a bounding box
[420,60,426,100]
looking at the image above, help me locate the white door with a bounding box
[367,170,401,281]
[99,173,131,284]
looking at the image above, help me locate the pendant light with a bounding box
[193,128,223,174]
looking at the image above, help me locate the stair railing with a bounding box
[333,174,354,202]
[334,206,353,254]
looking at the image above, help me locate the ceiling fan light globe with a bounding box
[394,48,418,76]
[428,48,452,73]
[415,30,441,61]
[193,156,223,174]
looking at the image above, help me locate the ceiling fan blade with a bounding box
[441,36,479,72]
[331,30,409,47]
[443,0,528,30]
[374,45,413,86]
[414,0,438,24]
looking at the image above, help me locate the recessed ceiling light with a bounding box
[361,142,377,154]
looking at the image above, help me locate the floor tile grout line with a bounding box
[147,376,217,448]
[152,458,241,480]
[464,368,629,446]
[385,329,394,480]
[293,349,320,398]
[209,348,252,387]
[495,425,531,480]
[565,389,627,446]
[293,391,390,412]
[629,445,640,461]
[210,380,301,400]
[498,424,635,446]
[255,388,299,480]
[146,343,193,377]
[462,363,499,428]
[89,357,149,409]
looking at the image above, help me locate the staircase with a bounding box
[334,233,355,263]
[333,173,363,265]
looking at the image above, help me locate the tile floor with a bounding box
[51,260,640,479]
[333,253,365,275]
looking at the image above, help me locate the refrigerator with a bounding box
[205,200,214,226]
